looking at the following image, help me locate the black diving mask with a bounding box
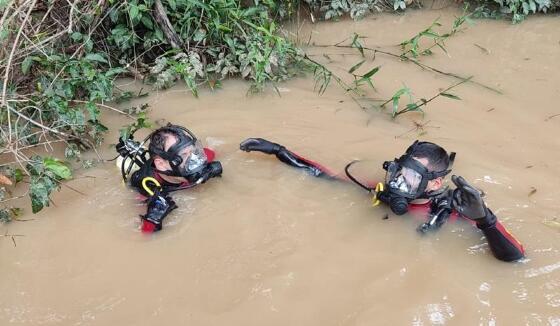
[379,141,455,215]
[148,124,209,180]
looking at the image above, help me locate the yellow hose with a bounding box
[141,177,161,196]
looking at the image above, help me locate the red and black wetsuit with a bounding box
[129,148,216,233]
[263,146,525,262]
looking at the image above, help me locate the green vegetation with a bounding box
[302,0,558,22]
[0,0,304,219]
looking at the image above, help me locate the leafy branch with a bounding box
[380,77,471,118]
[304,54,380,109]
[398,12,473,59]
[312,31,501,95]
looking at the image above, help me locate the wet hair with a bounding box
[148,126,196,158]
[408,141,450,173]
[148,129,177,155]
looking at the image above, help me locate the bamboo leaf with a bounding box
[348,60,365,74]
[361,66,380,79]
[406,103,419,110]
[436,43,448,54]
[440,92,461,100]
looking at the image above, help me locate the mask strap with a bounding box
[428,151,456,179]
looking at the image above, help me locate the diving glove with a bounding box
[240,138,285,155]
[451,175,496,229]
[141,190,177,231]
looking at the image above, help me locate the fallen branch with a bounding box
[6,105,96,150]
[153,0,183,49]
[311,43,503,94]
[70,100,136,119]
[1,231,25,248]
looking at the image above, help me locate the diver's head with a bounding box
[406,141,452,194]
[380,140,455,214]
[149,124,207,182]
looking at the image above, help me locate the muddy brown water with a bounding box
[2,8,560,326]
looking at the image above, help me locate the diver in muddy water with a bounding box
[239,138,525,262]
[115,124,222,233]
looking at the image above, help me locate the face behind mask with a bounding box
[148,124,221,184]
[379,141,455,215]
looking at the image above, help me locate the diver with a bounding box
[239,138,525,262]
[115,124,222,233]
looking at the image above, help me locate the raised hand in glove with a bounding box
[141,190,177,232]
[240,138,284,155]
[451,175,496,228]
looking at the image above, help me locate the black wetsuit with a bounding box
[245,143,525,262]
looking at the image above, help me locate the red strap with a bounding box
[204,147,215,162]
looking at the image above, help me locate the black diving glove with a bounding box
[240,138,285,155]
[451,175,496,228]
[141,190,178,230]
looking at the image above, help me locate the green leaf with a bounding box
[85,53,108,64]
[22,56,34,75]
[348,60,365,74]
[364,77,374,90]
[11,207,23,218]
[65,143,81,159]
[193,29,206,42]
[392,99,400,117]
[106,67,126,78]
[26,157,44,176]
[86,102,100,121]
[0,0,10,9]
[436,43,448,55]
[168,0,177,10]
[14,169,24,183]
[71,32,83,42]
[440,92,462,100]
[422,31,440,38]
[155,28,164,42]
[43,157,72,180]
[529,0,536,13]
[129,4,139,20]
[405,103,419,111]
[141,16,153,29]
[351,33,364,57]
[393,87,410,99]
[85,39,94,52]
[0,27,9,41]
[0,209,11,222]
[362,66,380,79]
[29,176,56,213]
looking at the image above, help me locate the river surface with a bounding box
[1,7,560,326]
